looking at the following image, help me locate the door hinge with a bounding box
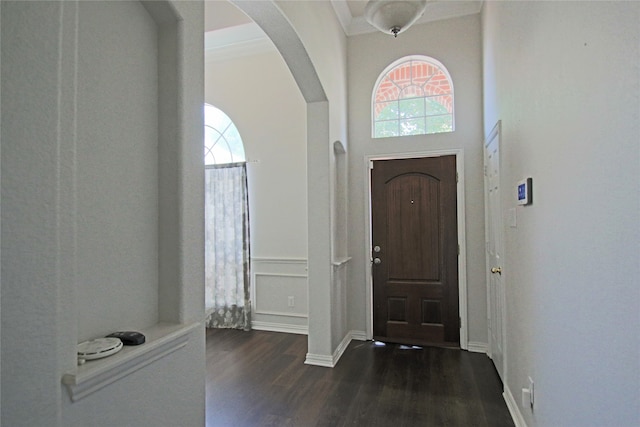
[458,244,460,255]
[459,317,462,328]
[456,172,459,183]
[369,160,374,170]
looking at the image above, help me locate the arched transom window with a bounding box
[204,104,245,165]
[372,55,454,138]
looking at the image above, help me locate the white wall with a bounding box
[346,14,486,346]
[1,1,206,425]
[75,0,159,341]
[205,47,309,332]
[482,2,640,426]
[205,50,307,259]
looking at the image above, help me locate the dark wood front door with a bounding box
[372,156,459,347]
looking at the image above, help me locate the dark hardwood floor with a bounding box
[206,328,515,427]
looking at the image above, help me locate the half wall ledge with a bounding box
[62,322,200,402]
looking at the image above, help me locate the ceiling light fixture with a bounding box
[364,0,428,38]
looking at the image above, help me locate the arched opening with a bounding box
[204,3,309,336]
[228,1,335,368]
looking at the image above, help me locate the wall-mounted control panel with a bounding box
[517,177,533,205]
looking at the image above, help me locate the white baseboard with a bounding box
[350,330,367,341]
[304,352,334,367]
[251,320,308,335]
[331,332,352,364]
[305,330,366,367]
[467,341,488,353]
[504,384,528,427]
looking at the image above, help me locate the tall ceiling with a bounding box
[204,0,483,61]
[205,0,483,35]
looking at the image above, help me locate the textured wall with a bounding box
[482,2,640,425]
[1,1,206,426]
[75,0,159,342]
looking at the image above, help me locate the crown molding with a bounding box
[205,1,484,62]
[330,0,354,32]
[205,22,275,63]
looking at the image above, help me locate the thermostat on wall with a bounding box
[517,178,532,205]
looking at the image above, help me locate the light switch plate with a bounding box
[509,208,517,228]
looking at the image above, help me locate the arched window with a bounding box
[204,104,245,165]
[203,103,250,330]
[372,55,454,138]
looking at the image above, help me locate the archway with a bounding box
[228,0,334,364]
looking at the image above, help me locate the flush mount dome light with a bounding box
[364,0,428,38]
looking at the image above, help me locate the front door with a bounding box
[371,156,459,347]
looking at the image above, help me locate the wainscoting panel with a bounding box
[251,258,308,333]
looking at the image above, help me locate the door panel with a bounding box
[372,156,459,347]
[485,124,505,381]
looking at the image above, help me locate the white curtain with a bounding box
[205,163,251,330]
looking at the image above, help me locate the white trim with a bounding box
[251,321,308,335]
[304,353,335,368]
[332,332,352,365]
[251,257,308,265]
[364,149,469,349]
[467,341,488,354]
[204,23,275,63]
[253,272,307,279]
[350,330,368,341]
[332,256,352,267]
[207,306,307,322]
[252,272,308,318]
[254,310,308,319]
[329,0,353,34]
[304,330,354,367]
[504,385,528,427]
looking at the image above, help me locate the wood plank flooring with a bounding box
[206,328,515,427]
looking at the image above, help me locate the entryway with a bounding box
[370,155,462,348]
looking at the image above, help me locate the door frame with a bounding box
[364,149,469,350]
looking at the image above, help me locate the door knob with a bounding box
[373,258,382,265]
[491,267,502,274]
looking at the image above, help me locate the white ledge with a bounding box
[63,322,200,402]
[332,257,352,267]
